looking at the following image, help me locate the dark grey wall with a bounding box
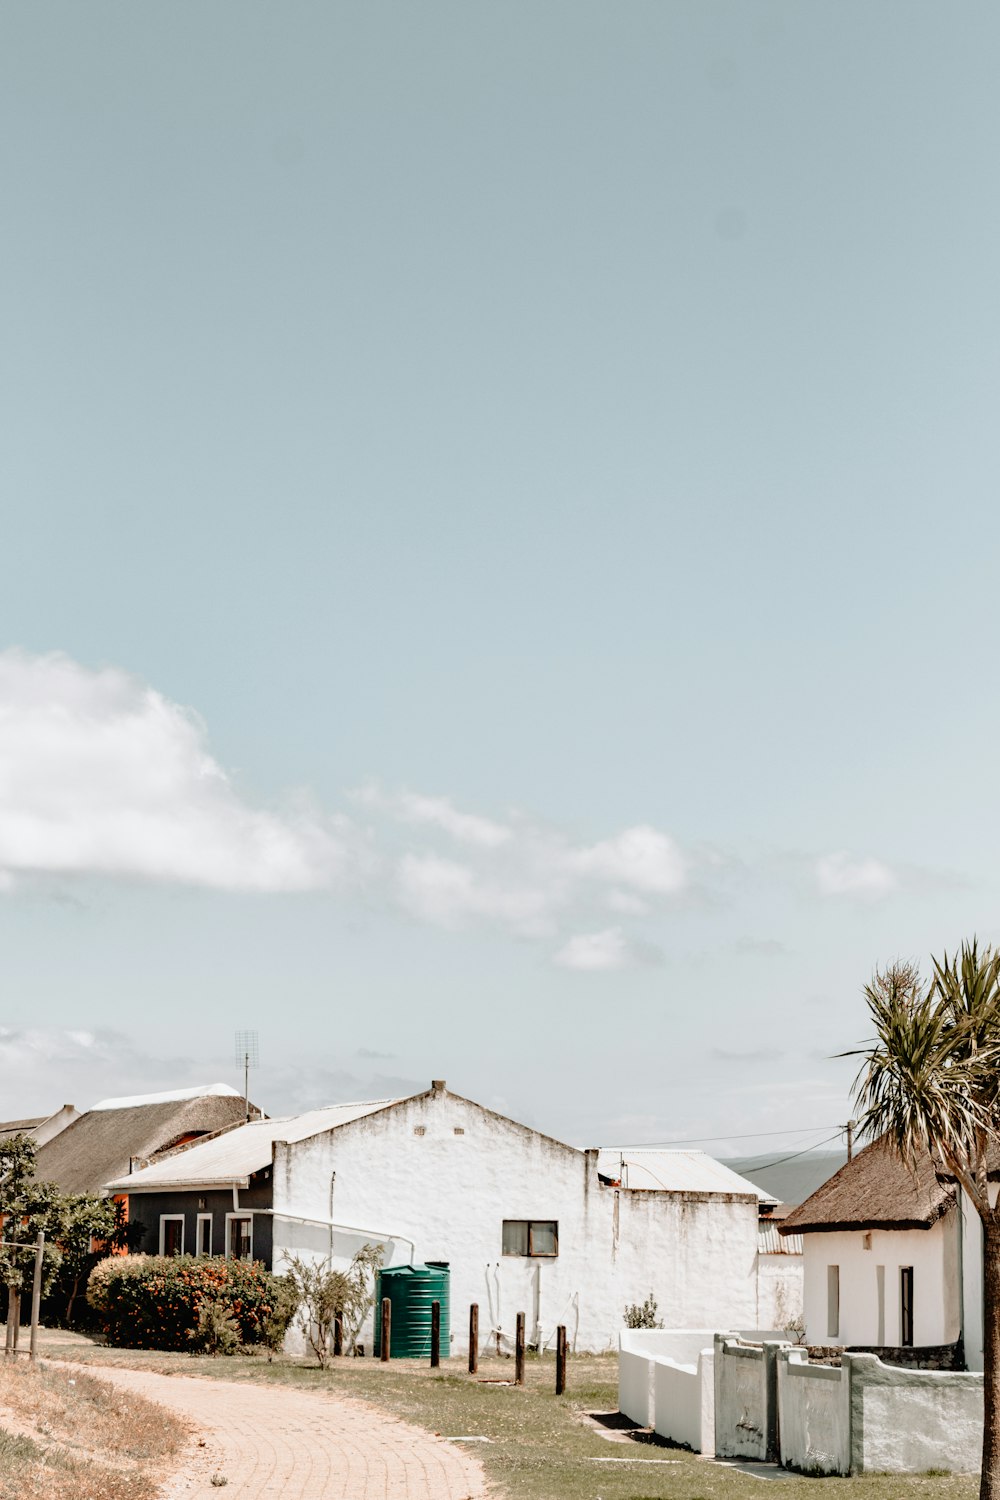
[126,1175,274,1267]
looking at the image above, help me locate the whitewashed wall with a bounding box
[756,1252,803,1333]
[777,1350,850,1475]
[270,1087,761,1355]
[799,1213,959,1347]
[653,1349,715,1453]
[848,1353,982,1474]
[619,1329,719,1428]
[714,1338,772,1460]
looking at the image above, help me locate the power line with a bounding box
[745,1132,846,1172]
[611,1123,842,1149]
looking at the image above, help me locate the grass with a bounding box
[0,1356,186,1500]
[37,1330,980,1500]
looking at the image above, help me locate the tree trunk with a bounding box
[981,1220,1000,1499]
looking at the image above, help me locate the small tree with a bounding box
[284,1244,383,1367]
[0,1135,65,1325]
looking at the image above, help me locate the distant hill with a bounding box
[721,1150,846,1208]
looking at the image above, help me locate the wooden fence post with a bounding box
[468,1303,478,1374]
[514,1311,525,1386]
[555,1324,567,1394]
[380,1296,391,1362]
[4,1288,14,1358]
[430,1299,440,1367]
[29,1232,44,1363]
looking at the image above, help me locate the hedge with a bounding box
[87,1254,294,1350]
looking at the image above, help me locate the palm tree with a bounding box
[850,942,1000,1500]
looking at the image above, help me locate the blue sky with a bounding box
[2,2,998,1152]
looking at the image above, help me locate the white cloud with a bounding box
[554,927,632,971]
[356,784,511,849]
[816,851,896,900]
[569,825,685,895]
[395,853,555,936]
[0,649,348,892]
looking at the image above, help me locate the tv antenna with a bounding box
[235,1030,259,1122]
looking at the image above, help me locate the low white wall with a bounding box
[778,1349,850,1475]
[714,1337,768,1460]
[619,1329,719,1427]
[848,1353,982,1475]
[653,1349,714,1453]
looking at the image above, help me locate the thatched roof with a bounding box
[779,1136,955,1235]
[0,1117,45,1141]
[34,1093,250,1194]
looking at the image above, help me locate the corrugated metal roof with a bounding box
[595,1148,777,1202]
[106,1098,404,1190]
[759,1222,803,1254]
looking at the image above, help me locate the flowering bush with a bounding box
[86,1254,296,1350]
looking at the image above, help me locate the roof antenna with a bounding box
[235,1030,260,1122]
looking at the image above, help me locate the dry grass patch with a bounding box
[0,1359,185,1500]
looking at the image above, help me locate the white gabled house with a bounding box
[107,1080,774,1353]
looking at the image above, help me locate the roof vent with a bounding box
[431,1079,446,1092]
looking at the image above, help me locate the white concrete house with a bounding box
[109,1080,772,1354]
[780,1136,981,1365]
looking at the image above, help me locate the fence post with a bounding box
[4,1287,14,1357]
[468,1303,479,1374]
[380,1297,391,1362]
[430,1299,440,1367]
[515,1311,525,1386]
[333,1310,343,1358]
[555,1324,567,1394]
[29,1232,44,1363]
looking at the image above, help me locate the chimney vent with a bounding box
[432,1079,446,1092]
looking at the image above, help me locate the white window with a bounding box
[196,1213,213,1256]
[827,1264,840,1340]
[159,1215,185,1257]
[226,1213,253,1261]
[502,1220,558,1257]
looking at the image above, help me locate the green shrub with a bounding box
[86,1255,298,1351]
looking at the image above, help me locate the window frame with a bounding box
[501,1219,559,1258]
[159,1214,185,1257]
[225,1212,253,1262]
[900,1265,914,1347]
[827,1264,840,1340]
[195,1213,213,1256]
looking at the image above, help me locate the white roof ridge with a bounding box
[91,1083,242,1111]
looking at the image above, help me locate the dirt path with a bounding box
[58,1362,488,1500]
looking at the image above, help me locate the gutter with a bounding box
[253,1208,416,1263]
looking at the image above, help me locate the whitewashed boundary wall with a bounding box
[653,1348,715,1453]
[848,1353,982,1475]
[713,1335,788,1461]
[777,1350,850,1475]
[618,1329,719,1427]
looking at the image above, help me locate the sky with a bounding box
[2,2,998,1155]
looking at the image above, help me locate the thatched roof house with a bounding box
[0,1105,80,1149]
[779,1136,954,1236]
[34,1085,250,1194]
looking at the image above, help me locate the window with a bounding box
[876,1265,886,1345]
[160,1215,185,1257]
[196,1213,213,1256]
[900,1266,914,1347]
[502,1220,558,1257]
[827,1264,840,1340]
[226,1214,253,1261]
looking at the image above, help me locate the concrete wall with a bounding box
[756,1252,803,1333]
[653,1349,715,1453]
[800,1215,959,1348]
[272,1088,761,1356]
[777,1349,850,1475]
[713,1336,787,1460]
[848,1352,982,1475]
[618,1329,719,1429]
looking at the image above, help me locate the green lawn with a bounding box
[38,1332,979,1500]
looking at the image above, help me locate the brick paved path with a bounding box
[63,1363,488,1500]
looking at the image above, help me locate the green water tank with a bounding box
[374,1262,450,1358]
